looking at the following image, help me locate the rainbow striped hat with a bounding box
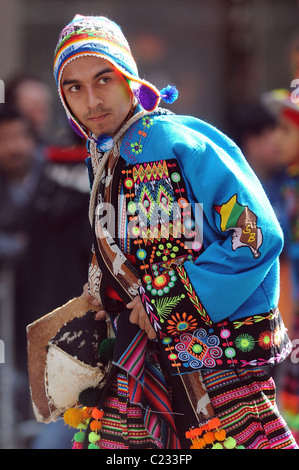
[54,15,178,138]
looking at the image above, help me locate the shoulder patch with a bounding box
[214,195,263,258]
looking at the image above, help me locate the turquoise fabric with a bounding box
[119,113,284,323]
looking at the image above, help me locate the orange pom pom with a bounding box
[91,408,104,420]
[203,431,215,444]
[208,417,221,430]
[82,407,92,420]
[90,420,103,431]
[192,437,206,449]
[63,408,83,428]
[215,428,226,442]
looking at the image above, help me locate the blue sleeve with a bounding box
[181,140,284,322]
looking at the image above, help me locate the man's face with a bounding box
[0,119,34,179]
[61,56,133,137]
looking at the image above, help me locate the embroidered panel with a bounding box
[121,159,291,375]
[120,158,204,275]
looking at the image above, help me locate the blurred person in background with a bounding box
[263,88,299,443]
[5,74,53,153]
[0,107,42,269]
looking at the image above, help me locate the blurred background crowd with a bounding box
[1,0,299,449]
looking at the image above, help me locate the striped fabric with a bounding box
[95,372,162,449]
[201,368,298,449]
[114,315,180,447]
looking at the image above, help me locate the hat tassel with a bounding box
[160,85,179,104]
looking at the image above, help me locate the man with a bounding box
[53,15,297,449]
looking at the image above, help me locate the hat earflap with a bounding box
[131,80,179,112]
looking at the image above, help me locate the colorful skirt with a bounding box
[70,367,298,449]
[201,368,298,449]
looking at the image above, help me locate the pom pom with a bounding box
[223,436,237,449]
[214,428,226,441]
[82,407,93,420]
[190,437,206,449]
[79,387,103,407]
[98,337,116,361]
[88,431,101,443]
[96,134,114,152]
[63,408,83,428]
[90,420,102,431]
[212,442,223,449]
[73,431,85,443]
[203,431,215,445]
[72,442,84,449]
[160,85,178,104]
[91,408,104,420]
[88,443,100,449]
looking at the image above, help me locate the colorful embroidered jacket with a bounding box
[87,109,291,375]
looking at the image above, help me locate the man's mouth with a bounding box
[88,113,109,122]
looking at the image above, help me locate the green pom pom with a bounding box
[88,443,100,449]
[73,431,85,443]
[223,436,237,449]
[88,431,101,443]
[78,387,103,407]
[98,337,116,360]
[212,442,223,449]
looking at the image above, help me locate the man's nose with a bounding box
[86,87,103,109]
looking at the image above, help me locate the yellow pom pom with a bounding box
[63,408,83,428]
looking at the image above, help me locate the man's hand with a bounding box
[81,283,106,320]
[127,296,157,340]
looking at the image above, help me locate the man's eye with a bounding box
[99,77,110,85]
[70,85,80,92]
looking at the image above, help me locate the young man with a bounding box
[53,14,297,449]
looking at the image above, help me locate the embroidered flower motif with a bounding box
[156,242,179,262]
[234,333,255,352]
[131,142,143,154]
[258,330,273,350]
[166,311,198,336]
[146,270,177,296]
[142,116,154,128]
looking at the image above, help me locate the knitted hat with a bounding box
[54,14,178,138]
